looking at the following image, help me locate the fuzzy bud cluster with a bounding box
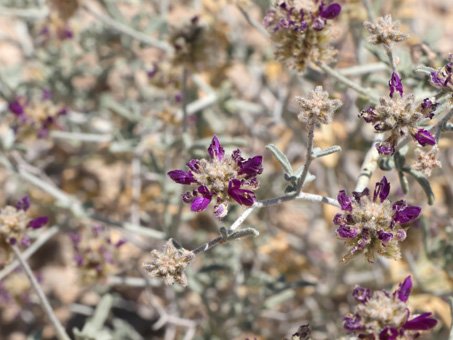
[168,135,263,219]
[359,73,438,155]
[334,177,421,263]
[295,86,343,126]
[263,0,341,72]
[0,196,48,262]
[69,225,126,284]
[8,89,67,138]
[364,15,410,48]
[169,16,228,73]
[429,53,453,107]
[344,276,438,339]
[142,239,195,287]
[411,147,442,177]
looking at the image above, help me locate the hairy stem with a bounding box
[295,121,315,196]
[12,245,71,340]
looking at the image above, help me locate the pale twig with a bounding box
[131,141,146,225]
[0,5,49,18]
[362,0,375,22]
[82,4,173,53]
[236,5,270,38]
[11,245,71,340]
[435,109,453,142]
[449,297,453,340]
[354,133,384,192]
[175,92,217,120]
[384,45,397,73]
[50,131,113,143]
[338,63,387,76]
[316,62,378,103]
[0,226,59,280]
[182,68,189,133]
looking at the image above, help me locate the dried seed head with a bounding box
[364,14,410,48]
[411,147,442,177]
[295,86,342,126]
[143,239,195,287]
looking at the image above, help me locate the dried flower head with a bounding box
[411,147,442,177]
[169,16,228,72]
[364,14,410,48]
[263,0,341,72]
[295,86,342,126]
[359,74,438,155]
[0,196,48,262]
[8,89,67,138]
[168,135,263,219]
[0,269,34,308]
[334,177,421,263]
[429,53,453,91]
[344,276,438,339]
[142,239,195,287]
[69,225,125,284]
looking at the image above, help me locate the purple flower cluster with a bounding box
[264,1,341,33]
[344,276,438,339]
[0,196,48,250]
[69,225,126,284]
[359,73,438,155]
[168,136,263,219]
[334,177,421,263]
[262,0,341,72]
[8,89,67,138]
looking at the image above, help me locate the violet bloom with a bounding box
[429,53,453,90]
[334,177,421,263]
[168,136,263,219]
[359,74,438,155]
[0,196,48,251]
[344,276,438,339]
[7,90,66,138]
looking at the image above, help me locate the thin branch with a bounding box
[355,133,384,192]
[237,5,270,38]
[182,68,189,133]
[11,245,71,340]
[315,62,378,103]
[295,121,315,196]
[82,4,173,53]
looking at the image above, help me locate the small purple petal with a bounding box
[42,89,52,100]
[207,135,225,161]
[320,3,341,19]
[359,106,377,123]
[394,206,421,224]
[69,232,81,245]
[337,190,353,211]
[352,286,370,303]
[389,72,403,98]
[420,98,438,119]
[228,179,256,206]
[167,170,197,185]
[395,229,407,241]
[376,142,395,155]
[190,195,211,212]
[413,129,436,147]
[9,237,17,245]
[238,156,263,176]
[186,159,201,173]
[74,254,84,266]
[352,188,370,203]
[430,72,445,87]
[116,239,126,248]
[312,17,326,31]
[214,203,228,219]
[403,313,438,331]
[8,100,25,116]
[373,176,390,202]
[147,63,159,78]
[396,276,412,302]
[337,225,358,239]
[28,216,49,229]
[378,231,393,243]
[16,196,30,211]
[343,315,363,332]
[333,213,345,225]
[379,326,399,340]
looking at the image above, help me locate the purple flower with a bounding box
[208,135,225,161]
[396,275,412,302]
[413,129,436,147]
[191,186,212,212]
[28,216,49,229]
[359,106,377,123]
[238,156,263,176]
[375,142,395,155]
[337,225,358,239]
[378,231,393,242]
[8,100,25,116]
[352,188,370,203]
[337,190,353,211]
[147,63,159,78]
[389,72,403,98]
[420,98,438,119]
[15,196,30,211]
[343,315,363,332]
[373,176,390,202]
[352,286,370,303]
[379,327,398,340]
[319,3,341,19]
[333,213,345,225]
[403,313,438,331]
[393,206,421,224]
[228,179,256,206]
[168,170,197,185]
